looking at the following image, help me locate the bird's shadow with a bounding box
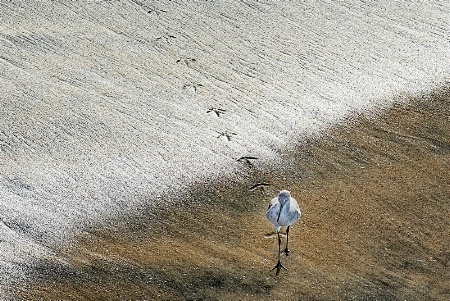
[264,232,286,239]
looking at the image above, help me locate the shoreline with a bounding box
[12,87,449,300]
[2,2,449,298]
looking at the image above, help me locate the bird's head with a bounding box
[278,190,291,205]
[277,190,291,222]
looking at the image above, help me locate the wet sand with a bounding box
[13,87,449,300]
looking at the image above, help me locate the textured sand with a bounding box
[12,88,449,300]
[1,1,449,298]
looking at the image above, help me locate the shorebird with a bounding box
[266,190,301,275]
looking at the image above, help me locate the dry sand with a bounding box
[12,88,449,300]
[1,1,449,299]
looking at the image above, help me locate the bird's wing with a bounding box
[267,196,279,210]
[290,197,302,215]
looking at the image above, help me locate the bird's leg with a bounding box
[283,226,291,256]
[271,230,287,275]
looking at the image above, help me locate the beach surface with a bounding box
[0,1,449,299]
[13,88,450,300]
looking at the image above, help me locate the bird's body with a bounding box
[266,190,301,275]
[266,193,301,230]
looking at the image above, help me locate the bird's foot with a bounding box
[270,260,287,276]
[283,247,291,256]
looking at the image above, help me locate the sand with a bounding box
[11,88,449,300]
[1,1,449,299]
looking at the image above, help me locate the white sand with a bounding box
[0,0,448,293]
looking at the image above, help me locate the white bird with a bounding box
[266,190,302,275]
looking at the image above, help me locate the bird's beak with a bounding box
[277,203,283,222]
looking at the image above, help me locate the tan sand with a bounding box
[13,88,449,300]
